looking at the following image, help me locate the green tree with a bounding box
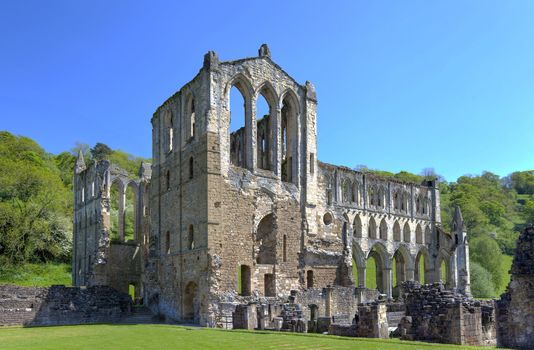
[469,236,508,295]
[90,142,113,161]
[470,262,496,298]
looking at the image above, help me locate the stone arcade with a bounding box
[72,45,471,328]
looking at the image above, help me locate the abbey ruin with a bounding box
[66,45,532,346]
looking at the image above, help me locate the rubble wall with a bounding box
[0,285,131,327]
[496,225,534,349]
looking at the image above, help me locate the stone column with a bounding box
[247,98,256,171]
[406,267,415,282]
[272,107,281,177]
[384,268,393,299]
[325,286,333,317]
[358,267,366,288]
[118,184,125,242]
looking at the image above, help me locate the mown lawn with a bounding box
[0,324,491,350]
[0,263,71,287]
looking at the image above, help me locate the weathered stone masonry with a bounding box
[72,45,471,327]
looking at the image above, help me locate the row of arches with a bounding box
[352,243,452,297]
[227,76,300,182]
[328,177,432,217]
[351,215,431,244]
[109,179,140,243]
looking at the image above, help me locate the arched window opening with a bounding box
[188,225,194,250]
[166,170,171,190]
[353,215,362,238]
[307,270,314,288]
[415,251,427,284]
[281,94,297,183]
[379,187,386,208]
[402,192,409,212]
[416,196,421,214]
[256,90,273,171]
[168,111,174,152]
[109,180,121,242]
[165,231,170,254]
[81,187,85,203]
[230,85,247,168]
[393,221,401,242]
[342,179,352,203]
[416,224,423,244]
[379,219,388,240]
[403,222,411,243]
[369,186,376,207]
[256,214,276,264]
[124,184,136,242]
[368,217,377,239]
[91,181,95,197]
[424,226,431,245]
[393,192,399,210]
[352,182,359,204]
[238,265,251,296]
[189,98,196,139]
[283,234,287,262]
[367,247,385,293]
[189,157,194,179]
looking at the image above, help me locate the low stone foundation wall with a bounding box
[399,282,496,346]
[328,302,389,339]
[0,285,132,326]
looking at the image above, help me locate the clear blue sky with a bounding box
[1,1,533,181]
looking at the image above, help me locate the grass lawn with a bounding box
[0,324,491,350]
[0,263,71,287]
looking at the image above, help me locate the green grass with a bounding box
[0,263,71,287]
[0,324,491,350]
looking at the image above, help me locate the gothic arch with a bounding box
[256,213,276,264]
[403,222,411,243]
[393,220,401,242]
[280,89,299,183]
[379,218,388,240]
[353,214,362,238]
[415,223,423,244]
[368,216,377,239]
[415,246,430,284]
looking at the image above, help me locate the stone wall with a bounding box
[328,302,388,339]
[0,285,132,327]
[399,282,495,346]
[496,224,534,349]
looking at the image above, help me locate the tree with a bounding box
[470,262,496,298]
[470,236,508,295]
[90,142,112,161]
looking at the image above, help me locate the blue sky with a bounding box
[1,1,533,181]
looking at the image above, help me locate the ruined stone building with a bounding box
[72,45,471,327]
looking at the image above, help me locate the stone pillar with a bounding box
[248,98,256,171]
[324,286,333,317]
[384,268,393,299]
[272,107,281,177]
[406,267,415,282]
[358,267,366,288]
[118,185,125,241]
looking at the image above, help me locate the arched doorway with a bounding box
[367,243,388,294]
[392,247,410,298]
[183,281,199,323]
[415,248,429,284]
